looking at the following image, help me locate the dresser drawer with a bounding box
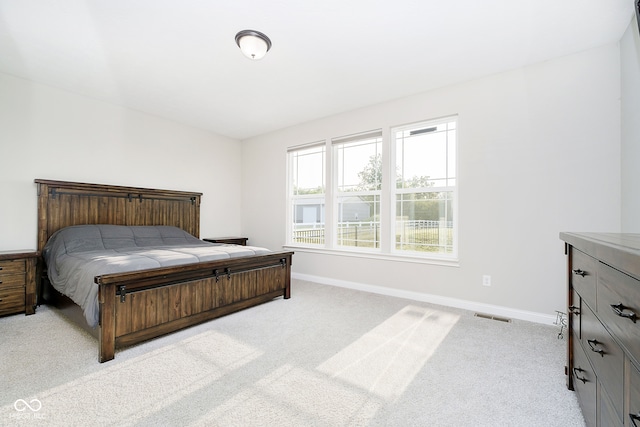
[629,361,640,427]
[0,259,26,275]
[581,303,624,416]
[599,385,622,427]
[598,263,640,366]
[572,338,596,427]
[569,288,582,341]
[571,248,598,310]
[0,287,26,316]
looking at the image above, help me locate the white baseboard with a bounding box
[292,272,558,325]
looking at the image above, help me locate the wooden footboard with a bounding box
[97,252,292,362]
[35,179,294,363]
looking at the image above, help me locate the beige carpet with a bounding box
[0,280,585,426]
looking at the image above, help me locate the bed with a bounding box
[35,179,293,362]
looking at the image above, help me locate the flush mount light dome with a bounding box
[235,29,272,60]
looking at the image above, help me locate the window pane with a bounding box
[447,129,456,186]
[395,192,453,253]
[289,144,325,245]
[396,122,456,189]
[292,197,325,245]
[335,137,382,192]
[394,117,457,257]
[291,145,325,195]
[337,195,380,249]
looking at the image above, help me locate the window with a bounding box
[333,130,382,249]
[392,118,456,256]
[286,116,457,261]
[288,143,325,245]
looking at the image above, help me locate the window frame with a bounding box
[285,116,459,264]
[286,141,327,247]
[331,130,383,252]
[390,117,458,259]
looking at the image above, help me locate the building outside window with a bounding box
[392,118,457,256]
[287,115,457,260]
[332,130,382,249]
[288,143,325,245]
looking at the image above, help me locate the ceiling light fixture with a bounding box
[235,29,272,60]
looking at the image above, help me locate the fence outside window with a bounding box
[293,220,453,252]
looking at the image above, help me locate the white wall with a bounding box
[621,17,640,232]
[0,72,243,251]
[241,44,621,321]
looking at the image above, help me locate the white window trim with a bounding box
[389,116,459,259]
[285,116,459,262]
[331,130,383,252]
[282,244,460,267]
[286,141,326,247]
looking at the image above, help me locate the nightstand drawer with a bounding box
[0,273,26,288]
[0,251,38,317]
[0,259,26,275]
[0,287,26,316]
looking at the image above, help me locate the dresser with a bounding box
[0,251,38,316]
[560,233,640,427]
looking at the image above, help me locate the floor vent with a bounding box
[474,313,512,323]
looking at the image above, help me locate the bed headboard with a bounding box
[35,179,202,252]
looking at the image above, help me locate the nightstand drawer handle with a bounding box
[587,339,605,357]
[572,269,587,277]
[611,303,637,323]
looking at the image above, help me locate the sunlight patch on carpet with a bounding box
[194,364,383,426]
[316,305,459,400]
[1,329,263,425]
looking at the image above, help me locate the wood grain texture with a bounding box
[35,179,202,252]
[0,252,38,316]
[561,233,640,426]
[36,179,293,362]
[110,258,290,336]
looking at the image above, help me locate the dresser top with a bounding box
[560,232,640,279]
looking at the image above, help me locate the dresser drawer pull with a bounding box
[611,303,637,323]
[587,339,605,357]
[572,367,588,384]
[630,413,640,427]
[568,305,580,315]
[572,269,587,277]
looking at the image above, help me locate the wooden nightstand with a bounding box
[203,237,248,246]
[0,251,38,316]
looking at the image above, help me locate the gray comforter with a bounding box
[43,224,271,327]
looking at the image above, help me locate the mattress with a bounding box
[43,224,270,327]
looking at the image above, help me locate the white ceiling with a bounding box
[0,1,634,140]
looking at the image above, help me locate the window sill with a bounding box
[282,244,460,267]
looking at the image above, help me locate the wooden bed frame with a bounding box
[35,179,293,362]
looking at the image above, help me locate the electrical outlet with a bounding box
[482,275,491,287]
